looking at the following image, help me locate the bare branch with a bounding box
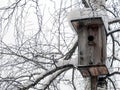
[72,68,76,90]
[43,68,70,90]
[64,41,78,60]
[108,18,120,24]
[105,72,120,78]
[82,0,89,8]
[107,29,120,36]
[19,64,74,90]
[107,77,116,90]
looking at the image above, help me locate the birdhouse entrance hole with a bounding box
[88,35,94,41]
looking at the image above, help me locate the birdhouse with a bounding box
[68,8,109,77]
[71,17,107,66]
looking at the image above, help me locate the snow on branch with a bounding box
[108,18,120,24]
[82,0,89,8]
[64,41,78,60]
[107,29,120,36]
[41,68,70,90]
[19,64,74,90]
[105,72,120,79]
[82,0,106,9]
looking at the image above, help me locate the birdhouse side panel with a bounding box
[101,26,107,64]
[94,30,102,65]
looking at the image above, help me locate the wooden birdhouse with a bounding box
[68,8,109,77]
[71,17,107,66]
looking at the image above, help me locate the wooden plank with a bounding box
[78,65,109,77]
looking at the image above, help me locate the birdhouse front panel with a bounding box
[71,17,106,66]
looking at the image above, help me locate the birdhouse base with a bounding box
[77,65,109,77]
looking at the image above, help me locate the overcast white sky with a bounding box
[0,0,120,89]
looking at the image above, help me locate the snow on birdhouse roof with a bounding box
[67,8,109,33]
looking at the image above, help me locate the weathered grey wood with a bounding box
[73,18,107,66]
